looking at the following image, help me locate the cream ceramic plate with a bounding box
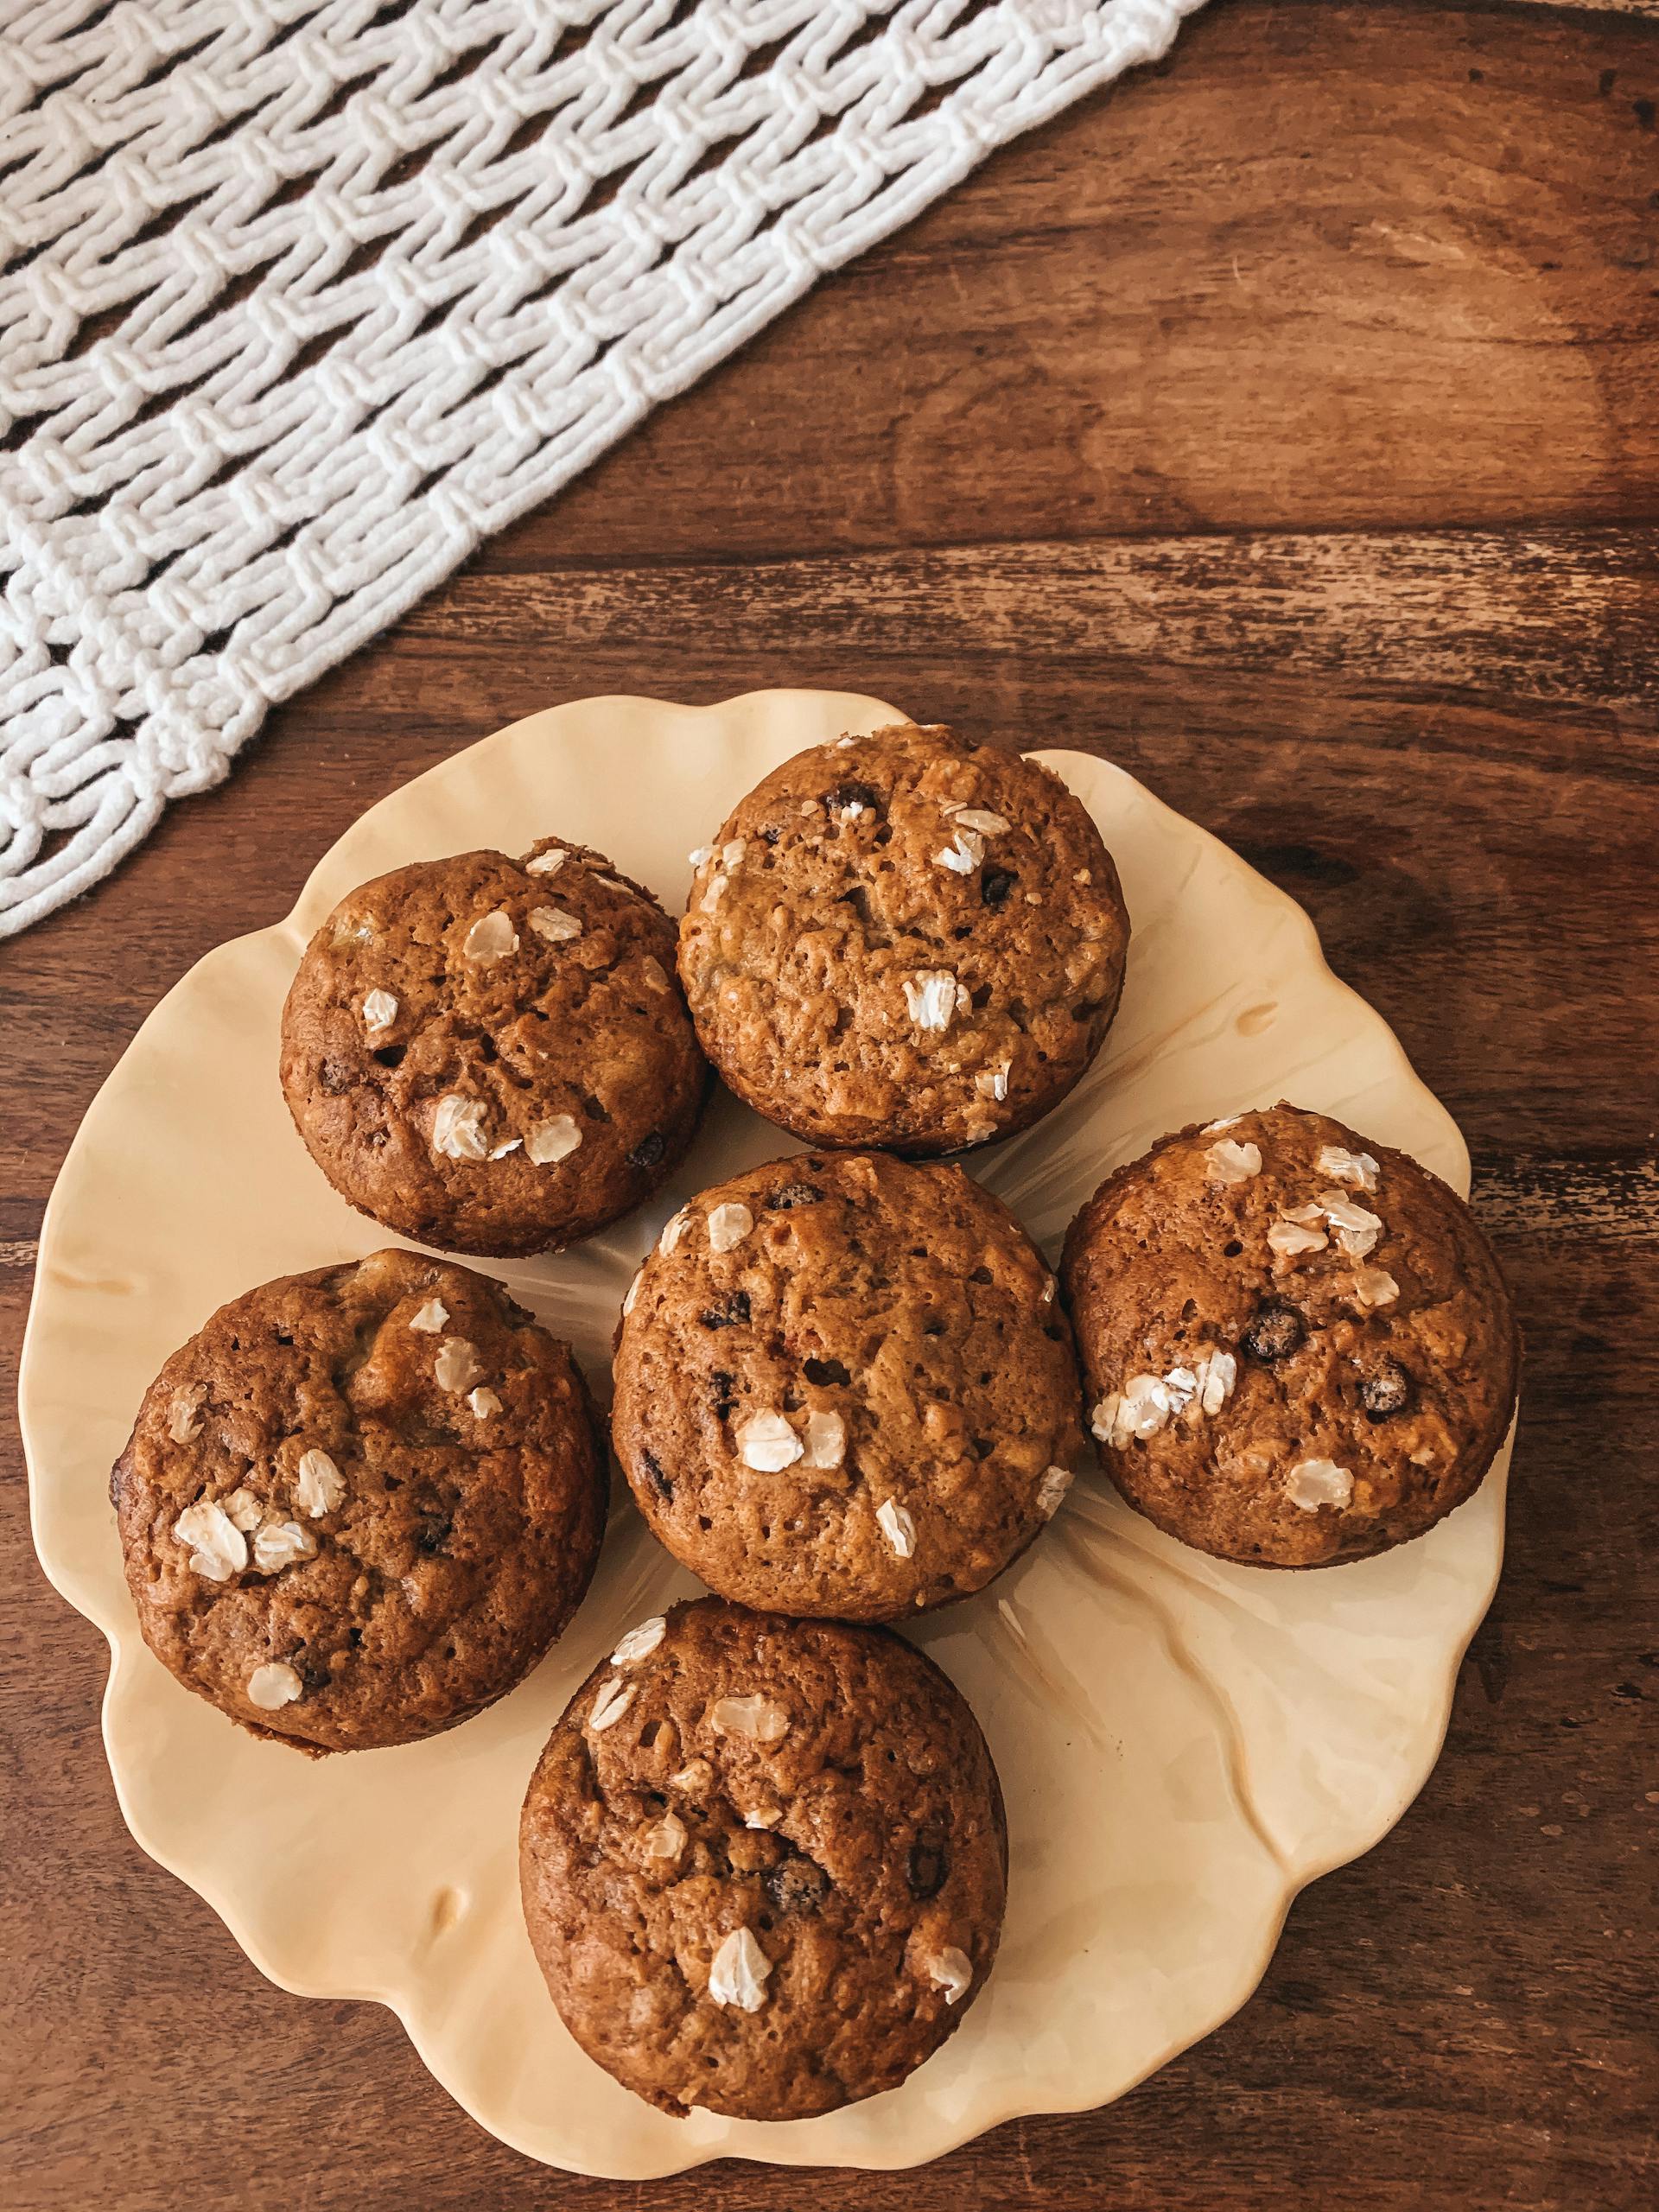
[22,690,1512,2177]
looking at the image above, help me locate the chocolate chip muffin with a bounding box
[280,841,706,1256]
[612,1151,1084,1620]
[519,1597,1007,2119]
[111,1249,605,1752]
[1061,1103,1519,1568]
[677,722,1129,1155]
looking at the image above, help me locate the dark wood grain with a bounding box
[3,3,1656,2208]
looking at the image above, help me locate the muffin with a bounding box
[110,1248,605,1752]
[280,840,706,1256]
[676,722,1129,1155]
[1061,1103,1519,1567]
[612,1151,1084,1619]
[519,1597,1007,2119]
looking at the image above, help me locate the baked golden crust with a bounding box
[111,1249,605,1751]
[519,1599,1007,2119]
[280,840,706,1256]
[677,723,1129,1155]
[612,1151,1085,1619]
[1062,1104,1520,1567]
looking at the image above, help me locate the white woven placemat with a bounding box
[0,0,1202,937]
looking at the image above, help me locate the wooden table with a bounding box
[4,3,1656,2205]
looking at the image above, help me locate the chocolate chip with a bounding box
[290,1642,333,1694]
[760,825,780,846]
[320,1057,353,1094]
[1241,1302,1306,1363]
[981,868,1015,908]
[1359,1357,1414,1418]
[709,1371,736,1421]
[700,1290,751,1331]
[627,1132,665,1171]
[803,1356,850,1386]
[828,778,882,816]
[763,1856,829,1916]
[766,1181,823,1210]
[642,1448,673,1502]
[906,1837,948,1898]
[415,1510,452,1555]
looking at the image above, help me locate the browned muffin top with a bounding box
[676,723,1129,1155]
[1062,1103,1519,1568]
[280,840,705,1256]
[111,1248,605,1751]
[519,1598,1007,2120]
[611,1150,1084,1621]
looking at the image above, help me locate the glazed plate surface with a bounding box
[22,689,1512,2175]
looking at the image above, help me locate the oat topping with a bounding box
[467,1386,502,1418]
[525,1114,582,1165]
[700,874,728,912]
[223,1488,262,1532]
[360,988,398,1033]
[1193,1347,1237,1414]
[950,807,1010,836]
[708,1925,773,2012]
[463,910,519,963]
[433,1338,483,1393]
[707,1201,753,1253]
[252,1518,316,1573]
[622,1267,645,1318]
[612,1616,667,1665]
[431,1092,490,1161]
[639,955,671,992]
[1204,1115,1242,1134]
[1318,1144,1380,1192]
[247,1661,303,1711]
[294,1446,345,1516]
[1090,1372,1176,1446]
[172,1498,247,1581]
[588,1679,636,1732]
[166,1386,203,1444]
[1286,1457,1354,1511]
[688,845,712,868]
[1094,1345,1236,1445]
[1268,1208,1329,1257]
[735,1410,803,1472]
[525,847,566,875]
[876,1497,917,1558]
[1036,1465,1073,1518]
[933,828,984,874]
[659,1207,690,1255]
[722,838,747,870]
[1206,1138,1263,1184]
[904,970,967,1032]
[710,1693,791,1744]
[489,1136,523,1158]
[976,1060,1011,1102]
[1353,1266,1400,1308]
[410,1298,448,1332]
[643,1812,686,1860]
[926,1946,974,2004]
[1318,1191,1383,1257]
[800,1408,845,1469]
[529,906,582,944]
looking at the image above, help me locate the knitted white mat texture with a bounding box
[0,0,1204,938]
